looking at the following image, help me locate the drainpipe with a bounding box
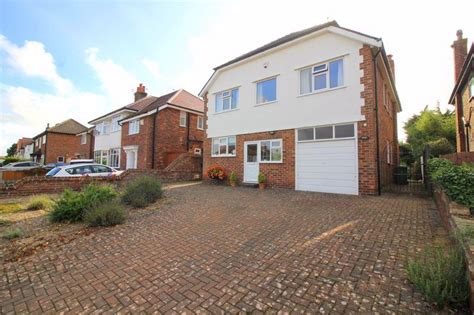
[186,112,190,151]
[43,132,48,165]
[372,47,382,196]
[151,112,158,169]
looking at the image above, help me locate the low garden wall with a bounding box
[0,169,201,199]
[441,152,474,165]
[433,184,474,311]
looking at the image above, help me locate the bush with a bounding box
[25,195,54,211]
[84,200,126,227]
[0,157,20,166]
[229,171,237,183]
[258,172,266,184]
[427,138,455,158]
[407,243,468,308]
[49,184,118,222]
[121,176,163,208]
[428,158,474,209]
[2,227,23,239]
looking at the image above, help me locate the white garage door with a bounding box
[296,139,358,195]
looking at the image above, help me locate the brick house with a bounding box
[449,30,473,152]
[88,84,204,170]
[31,119,93,164]
[119,89,204,170]
[199,21,400,195]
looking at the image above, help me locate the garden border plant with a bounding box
[121,175,163,208]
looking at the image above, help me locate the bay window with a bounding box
[109,148,120,168]
[212,136,236,156]
[300,58,344,94]
[215,88,238,113]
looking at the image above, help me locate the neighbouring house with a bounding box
[88,84,204,170]
[199,21,401,195]
[31,119,92,164]
[449,30,474,152]
[15,138,34,160]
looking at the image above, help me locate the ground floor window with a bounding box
[297,123,355,142]
[260,140,282,162]
[109,148,120,168]
[93,149,120,167]
[212,136,236,157]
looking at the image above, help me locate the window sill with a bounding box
[259,160,283,164]
[128,132,139,136]
[298,85,347,98]
[255,100,278,107]
[213,108,239,115]
[211,155,236,158]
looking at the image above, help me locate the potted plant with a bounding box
[206,165,227,184]
[258,172,266,190]
[229,171,237,187]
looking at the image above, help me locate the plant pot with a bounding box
[230,181,237,187]
[210,178,223,185]
[259,182,266,190]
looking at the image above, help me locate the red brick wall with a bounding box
[441,152,474,165]
[120,108,204,170]
[358,45,399,194]
[44,132,92,164]
[202,129,295,188]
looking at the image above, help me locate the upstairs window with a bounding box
[111,116,121,132]
[80,134,87,145]
[179,111,187,127]
[300,58,344,94]
[42,135,46,144]
[129,119,140,135]
[197,116,204,130]
[215,88,238,113]
[256,77,277,104]
[95,122,105,136]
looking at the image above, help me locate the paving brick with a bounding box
[0,185,443,313]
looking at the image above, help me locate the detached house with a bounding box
[200,21,401,195]
[15,138,34,160]
[31,119,92,164]
[88,84,204,169]
[450,30,473,152]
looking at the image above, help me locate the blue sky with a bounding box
[1,0,473,154]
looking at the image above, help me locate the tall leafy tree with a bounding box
[404,107,456,160]
[6,143,17,157]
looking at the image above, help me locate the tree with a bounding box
[6,143,17,157]
[403,107,456,161]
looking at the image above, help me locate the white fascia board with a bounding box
[89,109,136,125]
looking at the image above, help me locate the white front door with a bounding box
[244,142,259,183]
[126,149,137,169]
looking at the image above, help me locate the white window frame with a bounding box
[179,111,187,127]
[297,123,356,143]
[95,122,104,136]
[386,141,392,165]
[111,115,121,133]
[211,136,236,157]
[109,148,120,168]
[215,88,239,113]
[256,76,277,105]
[94,151,101,164]
[259,139,283,164]
[299,57,345,96]
[197,116,204,130]
[42,135,46,144]
[80,134,87,145]
[129,119,140,135]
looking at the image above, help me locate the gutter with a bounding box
[372,47,382,196]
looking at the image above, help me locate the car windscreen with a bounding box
[46,167,61,176]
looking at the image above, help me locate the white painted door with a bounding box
[126,150,137,169]
[296,139,358,195]
[244,142,259,183]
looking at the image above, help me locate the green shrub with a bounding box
[427,138,455,158]
[229,171,237,183]
[2,227,23,239]
[25,195,54,211]
[407,243,468,308]
[258,172,266,184]
[49,184,118,222]
[84,200,126,227]
[428,158,474,209]
[121,176,163,208]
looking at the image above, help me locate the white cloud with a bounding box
[142,58,161,80]
[0,36,141,154]
[0,35,73,93]
[85,48,138,105]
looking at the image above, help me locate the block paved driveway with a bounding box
[1,184,444,314]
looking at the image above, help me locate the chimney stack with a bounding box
[134,83,147,102]
[387,54,395,82]
[451,29,468,82]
